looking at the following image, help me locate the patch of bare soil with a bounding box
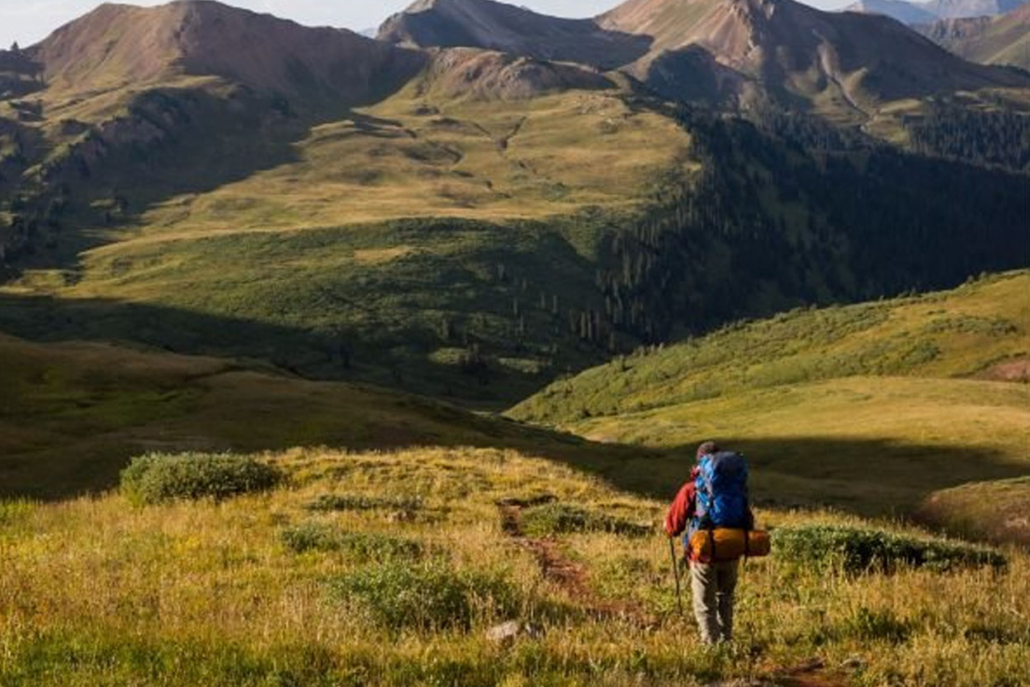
[768,658,850,687]
[974,357,1030,383]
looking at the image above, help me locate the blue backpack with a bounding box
[687,451,750,543]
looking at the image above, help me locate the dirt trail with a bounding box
[499,500,849,686]
[497,499,654,624]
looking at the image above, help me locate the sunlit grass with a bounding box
[1,446,1026,686]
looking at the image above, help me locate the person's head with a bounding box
[695,441,719,462]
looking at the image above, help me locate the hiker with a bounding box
[665,440,754,645]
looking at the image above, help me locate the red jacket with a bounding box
[664,467,700,539]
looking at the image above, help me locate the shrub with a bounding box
[773,525,1006,573]
[330,561,520,632]
[280,523,424,560]
[837,607,912,643]
[305,494,423,513]
[520,503,650,537]
[120,452,280,504]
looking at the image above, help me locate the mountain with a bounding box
[844,0,1028,22]
[917,3,1030,68]
[843,0,938,23]
[378,0,651,69]
[597,0,1028,116]
[2,0,1028,408]
[381,0,1030,123]
[31,0,425,105]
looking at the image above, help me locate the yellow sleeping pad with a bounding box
[689,528,771,562]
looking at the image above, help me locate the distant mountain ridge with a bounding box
[377,0,651,69]
[843,0,1029,24]
[380,0,1030,117]
[916,3,1030,68]
[32,0,425,105]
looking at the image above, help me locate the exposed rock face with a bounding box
[378,0,651,69]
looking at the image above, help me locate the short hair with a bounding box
[696,441,719,461]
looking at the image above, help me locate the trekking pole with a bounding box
[668,537,684,616]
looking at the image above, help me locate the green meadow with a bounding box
[1,447,1027,687]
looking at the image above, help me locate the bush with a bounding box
[305,494,422,513]
[330,561,520,632]
[280,523,424,560]
[773,525,1006,573]
[520,503,650,537]
[837,607,912,643]
[120,452,280,504]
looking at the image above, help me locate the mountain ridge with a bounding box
[31,0,426,105]
[916,3,1030,68]
[844,0,1028,23]
[380,0,1030,119]
[378,0,651,69]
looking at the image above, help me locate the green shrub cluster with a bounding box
[837,607,913,643]
[330,562,520,632]
[280,523,424,560]
[305,494,423,513]
[520,503,650,538]
[773,525,1006,573]
[120,452,280,504]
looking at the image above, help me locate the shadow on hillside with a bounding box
[7,83,419,274]
[0,290,562,407]
[551,436,1030,520]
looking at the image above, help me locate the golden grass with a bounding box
[1,446,1027,686]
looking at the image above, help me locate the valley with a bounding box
[0,0,1028,683]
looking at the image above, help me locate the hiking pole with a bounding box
[668,537,684,616]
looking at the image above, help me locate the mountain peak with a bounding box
[34,0,425,104]
[378,0,652,69]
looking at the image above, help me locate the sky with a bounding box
[0,0,851,50]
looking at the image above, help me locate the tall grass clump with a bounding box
[280,523,425,560]
[330,561,520,633]
[305,494,423,513]
[520,503,650,537]
[773,525,1006,573]
[120,452,280,504]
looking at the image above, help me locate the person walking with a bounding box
[665,440,754,645]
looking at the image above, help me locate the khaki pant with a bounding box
[689,559,739,644]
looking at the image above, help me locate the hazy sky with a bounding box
[0,0,851,50]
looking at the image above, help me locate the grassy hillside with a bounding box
[1,446,1026,686]
[3,2,1027,409]
[0,332,593,500]
[510,272,1030,524]
[512,271,1030,422]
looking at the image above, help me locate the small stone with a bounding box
[842,656,867,670]
[485,621,522,645]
